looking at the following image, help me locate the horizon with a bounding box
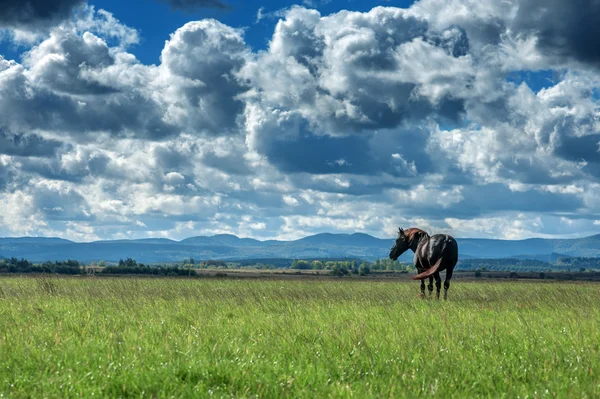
[2,1,600,242]
[3,230,600,244]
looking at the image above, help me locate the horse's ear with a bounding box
[398,227,404,235]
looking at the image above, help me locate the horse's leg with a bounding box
[444,267,454,300]
[434,272,441,299]
[420,279,426,298]
[427,276,434,297]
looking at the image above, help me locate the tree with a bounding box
[203,260,227,268]
[312,260,324,270]
[374,258,381,270]
[119,258,137,267]
[189,258,195,265]
[359,261,371,276]
[291,260,312,270]
[330,264,348,277]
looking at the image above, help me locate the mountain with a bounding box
[292,233,386,247]
[1,233,600,264]
[180,234,265,247]
[92,238,178,245]
[456,237,554,258]
[0,237,73,245]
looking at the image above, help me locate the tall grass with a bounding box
[0,277,598,398]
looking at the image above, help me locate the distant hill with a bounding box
[180,234,267,247]
[0,237,73,245]
[1,233,600,264]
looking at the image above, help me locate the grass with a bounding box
[0,276,599,398]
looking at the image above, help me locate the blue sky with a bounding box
[87,0,417,63]
[1,0,600,242]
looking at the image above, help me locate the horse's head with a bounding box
[389,227,410,260]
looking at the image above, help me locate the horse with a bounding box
[389,227,458,300]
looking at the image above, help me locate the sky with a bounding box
[0,0,600,242]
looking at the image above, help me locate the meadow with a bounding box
[0,276,598,398]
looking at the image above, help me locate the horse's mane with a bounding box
[403,227,429,243]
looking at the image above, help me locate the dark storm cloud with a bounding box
[152,146,194,172]
[462,184,584,215]
[513,0,600,67]
[289,174,411,196]
[251,116,455,179]
[0,162,14,191]
[258,133,378,175]
[20,157,90,183]
[554,134,600,164]
[554,134,600,179]
[398,184,584,220]
[45,93,173,140]
[202,152,252,175]
[495,158,579,185]
[259,128,438,179]
[0,129,65,157]
[369,128,434,175]
[226,190,292,210]
[156,0,229,11]
[1,80,177,141]
[0,0,84,30]
[1,53,177,141]
[335,87,466,132]
[32,185,93,221]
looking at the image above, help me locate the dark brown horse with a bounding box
[389,227,458,300]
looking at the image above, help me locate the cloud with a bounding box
[240,6,477,177]
[242,6,470,134]
[0,129,65,157]
[0,0,84,31]
[511,0,600,68]
[1,2,600,242]
[22,30,117,95]
[0,9,176,140]
[157,19,249,135]
[0,60,177,139]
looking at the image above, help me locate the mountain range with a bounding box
[1,233,600,264]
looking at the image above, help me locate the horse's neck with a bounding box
[410,233,429,252]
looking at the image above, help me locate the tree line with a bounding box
[2,255,600,276]
[0,257,194,276]
[457,257,599,272]
[0,258,83,274]
[290,258,412,276]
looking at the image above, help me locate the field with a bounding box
[0,277,599,398]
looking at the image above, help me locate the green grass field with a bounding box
[0,277,598,398]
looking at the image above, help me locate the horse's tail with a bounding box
[411,258,442,280]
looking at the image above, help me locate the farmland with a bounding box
[0,277,599,398]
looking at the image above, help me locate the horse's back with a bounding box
[429,234,458,268]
